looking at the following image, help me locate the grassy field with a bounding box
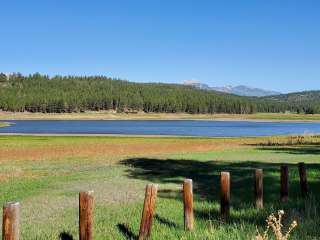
[1,135,320,239]
[1,111,320,121]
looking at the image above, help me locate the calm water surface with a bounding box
[1,120,320,137]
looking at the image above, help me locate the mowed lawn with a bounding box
[0,136,320,239]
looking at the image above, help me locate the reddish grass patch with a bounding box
[0,140,244,162]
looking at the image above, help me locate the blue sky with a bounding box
[1,1,320,93]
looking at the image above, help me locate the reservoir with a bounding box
[1,120,320,137]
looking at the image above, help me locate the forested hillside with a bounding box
[262,91,320,114]
[0,73,318,114]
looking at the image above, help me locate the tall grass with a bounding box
[254,135,320,146]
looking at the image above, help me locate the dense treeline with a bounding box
[262,91,320,114]
[0,73,318,114]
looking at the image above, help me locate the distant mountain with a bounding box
[182,81,281,97]
[211,85,281,97]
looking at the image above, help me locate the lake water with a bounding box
[1,120,320,137]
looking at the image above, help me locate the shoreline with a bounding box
[0,133,314,138]
[1,111,320,122]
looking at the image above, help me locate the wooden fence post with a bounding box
[220,172,230,221]
[280,166,289,203]
[139,184,158,240]
[254,169,263,209]
[183,179,194,231]
[2,202,20,240]
[79,191,94,240]
[298,162,308,197]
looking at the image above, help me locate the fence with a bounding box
[2,162,309,240]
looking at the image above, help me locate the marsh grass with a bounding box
[0,136,320,239]
[253,135,320,147]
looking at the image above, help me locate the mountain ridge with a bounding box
[182,80,281,97]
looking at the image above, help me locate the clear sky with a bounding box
[1,1,320,93]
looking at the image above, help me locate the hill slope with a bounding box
[262,91,320,114]
[0,73,259,114]
[0,73,319,114]
[264,90,320,102]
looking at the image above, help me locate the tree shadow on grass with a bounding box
[120,156,320,227]
[246,142,320,155]
[121,158,304,201]
[254,146,320,155]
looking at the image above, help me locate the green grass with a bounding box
[1,136,320,239]
[0,122,10,128]
[240,113,320,121]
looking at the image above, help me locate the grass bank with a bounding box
[0,122,10,128]
[0,135,320,239]
[1,111,320,122]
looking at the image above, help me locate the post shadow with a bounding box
[59,231,74,240]
[116,223,137,240]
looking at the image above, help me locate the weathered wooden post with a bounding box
[298,162,308,197]
[183,179,194,231]
[254,169,263,209]
[138,184,158,240]
[79,191,94,240]
[220,172,230,221]
[280,165,289,203]
[2,202,20,240]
